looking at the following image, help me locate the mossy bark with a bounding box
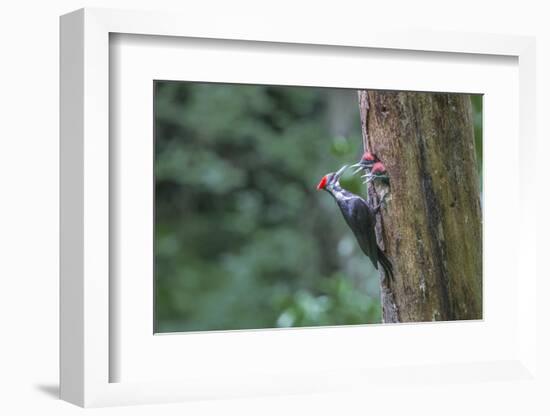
[358,90,482,323]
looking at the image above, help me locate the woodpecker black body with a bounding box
[317,166,394,281]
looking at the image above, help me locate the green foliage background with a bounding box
[154,82,482,333]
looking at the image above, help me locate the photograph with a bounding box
[6,1,542,412]
[154,81,483,332]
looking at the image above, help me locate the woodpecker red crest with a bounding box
[371,161,386,175]
[316,165,348,192]
[317,175,329,190]
[362,152,376,162]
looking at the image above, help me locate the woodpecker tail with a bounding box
[377,247,394,281]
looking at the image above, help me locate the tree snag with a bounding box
[358,90,482,323]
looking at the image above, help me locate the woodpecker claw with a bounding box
[352,166,364,175]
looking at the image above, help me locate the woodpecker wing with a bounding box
[335,193,379,269]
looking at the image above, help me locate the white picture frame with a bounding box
[60,7,538,408]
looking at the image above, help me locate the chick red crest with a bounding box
[317,175,328,190]
[362,152,375,161]
[371,161,386,174]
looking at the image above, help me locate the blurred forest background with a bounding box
[154,81,482,333]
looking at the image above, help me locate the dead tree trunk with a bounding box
[358,90,482,323]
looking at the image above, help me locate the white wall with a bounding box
[1,0,548,414]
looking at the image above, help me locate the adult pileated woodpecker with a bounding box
[317,165,394,281]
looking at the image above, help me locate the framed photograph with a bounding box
[60,8,537,408]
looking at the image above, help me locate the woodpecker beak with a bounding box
[334,164,348,181]
[350,161,374,175]
[350,164,364,175]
